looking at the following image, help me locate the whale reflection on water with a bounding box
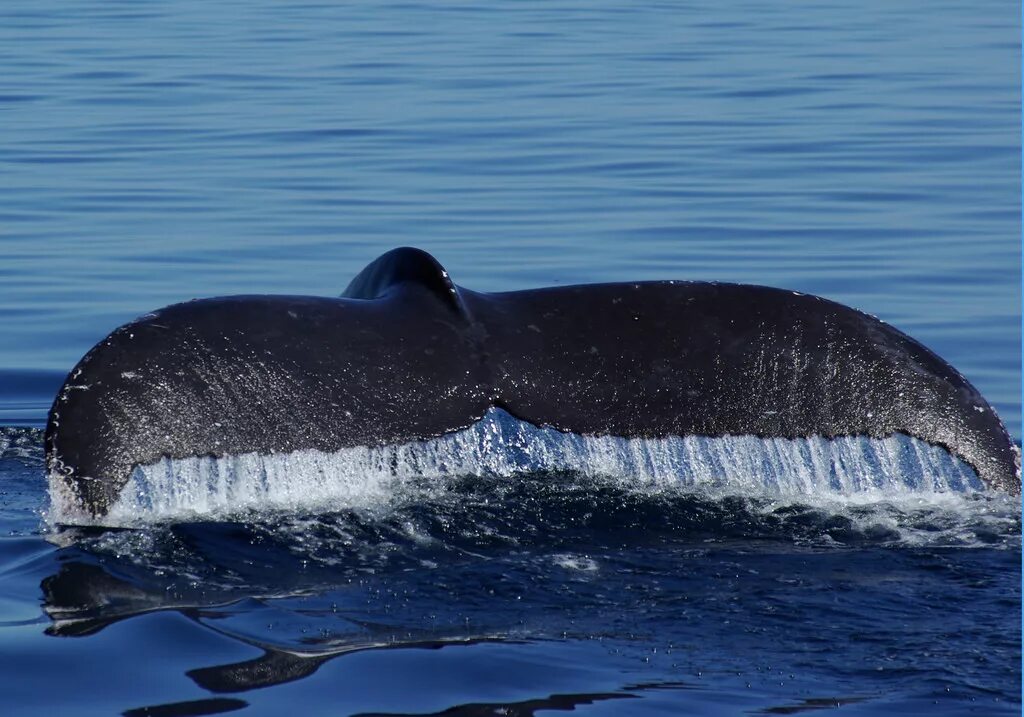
[42,559,514,692]
[37,471,1020,712]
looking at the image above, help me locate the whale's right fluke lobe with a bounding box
[45,248,1020,518]
[466,281,1020,494]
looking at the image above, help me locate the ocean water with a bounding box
[0,1,1020,715]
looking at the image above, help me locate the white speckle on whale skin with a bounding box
[552,554,599,572]
[120,372,139,380]
[974,406,985,413]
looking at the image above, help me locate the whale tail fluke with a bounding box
[45,248,1020,518]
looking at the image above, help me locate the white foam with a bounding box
[551,553,600,572]
[48,408,987,526]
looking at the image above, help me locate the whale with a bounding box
[45,247,1021,517]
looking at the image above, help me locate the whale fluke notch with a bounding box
[46,247,1022,518]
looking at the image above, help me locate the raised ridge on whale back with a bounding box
[342,246,466,315]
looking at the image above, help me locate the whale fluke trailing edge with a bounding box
[46,247,1021,516]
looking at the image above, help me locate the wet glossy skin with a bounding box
[46,248,1021,516]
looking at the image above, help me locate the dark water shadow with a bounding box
[41,554,522,693]
[35,489,1021,712]
[352,681,702,716]
[353,691,637,716]
[122,697,248,717]
[756,695,869,714]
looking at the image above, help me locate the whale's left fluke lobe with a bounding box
[45,247,1021,518]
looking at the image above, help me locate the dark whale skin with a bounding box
[45,247,1021,516]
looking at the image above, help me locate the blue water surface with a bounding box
[0,1,1020,715]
